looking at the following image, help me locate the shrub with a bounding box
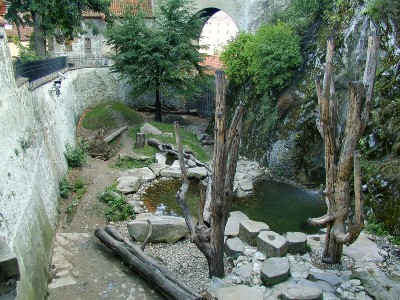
[65,142,86,168]
[59,176,71,198]
[98,187,135,221]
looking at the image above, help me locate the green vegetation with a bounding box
[105,0,206,122]
[63,175,87,223]
[98,186,135,221]
[114,157,153,170]
[64,142,87,168]
[82,102,143,130]
[59,176,71,198]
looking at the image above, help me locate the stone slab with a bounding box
[225,237,245,258]
[127,214,189,243]
[160,166,182,179]
[343,232,384,262]
[238,178,254,191]
[149,163,168,176]
[140,123,162,135]
[217,285,263,300]
[257,231,288,257]
[286,232,307,254]
[307,270,343,287]
[116,175,142,194]
[260,257,290,287]
[155,153,167,165]
[127,167,156,183]
[225,211,250,237]
[239,220,270,246]
[187,167,207,180]
[282,285,323,300]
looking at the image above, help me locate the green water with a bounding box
[142,179,326,234]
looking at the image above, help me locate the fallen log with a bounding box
[103,126,128,143]
[137,105,199,116]
[95,225,201,300]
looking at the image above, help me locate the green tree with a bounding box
[106,0,205,122]
[220,32,253,85]
[6,0,111,57]
[247,22,302,95]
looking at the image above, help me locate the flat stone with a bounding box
[187,167,207,180]
[127,214,189,244]
[307,270,343,287]
[282,285,323,300]
[238,178,253,191]
[237,263,254,284]
[260,257,290,287]
[149,163,168,176]
[225,211,250,237]
[225,237,245,258]
[343,232,384,262]
[239,220,270,246]
[286,232,307,254]
[119,153,150,161]
[140,123,162,135]
[217,285,263,300]
[257,231,288,257]
[160,166,182,179]
[127,167,156,183]
[155,153,167,165]
[116,174,142,194]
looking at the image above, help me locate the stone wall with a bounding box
[0,31,131,299]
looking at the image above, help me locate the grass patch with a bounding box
[365,216,389,237]
[64,175,87,223]
[129,122,210,163]
[98,186,135,221]
[82,102,143,130]
[114,157,153,170]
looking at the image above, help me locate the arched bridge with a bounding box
[153,0,290,32]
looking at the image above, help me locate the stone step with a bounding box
[286,232,307,254]
[238,220,270,246]
[257,231,288,258]
[260,257,290,287]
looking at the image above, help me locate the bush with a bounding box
[64,142,86,168]
[98,187,135,221]
[59,176,71,198]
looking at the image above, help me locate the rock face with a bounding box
[117,175,142,194]
[127,214,189,244]
[217,285,263,300]
[225,211,250,237]
[140,123,162,135]
[260,257,290,287]
[187,167,208,180]
[239,220,270,246]
[286,232,307,254]
[225,237,245,258]
[257,231,288,257]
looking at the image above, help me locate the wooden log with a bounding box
[103,126,128,143]
[135,132,145,148]
[95,226,200,300]
[137,105,199,116]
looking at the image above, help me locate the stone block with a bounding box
[187,167,207,180]
[155,153,167,165]
[217,285,263,300]
[116,175,142,194]
[307,270,343,287]
[257,231,288,257]
[140,123,162,135]
[239,220,270,246]
[160,166,182,179]
[225,211,249,237]
[127,167,156,183]
[286,232,307,254]
[238,178,253,191]
[260,257,290,287]
[127,214,189,244]
[149,163,168,176]
[282,285,323,300]
[225,237,245,258]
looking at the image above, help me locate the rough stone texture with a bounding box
[127,214,189,244]
[0,237,19,281]
[225,237,245,258]
[127,167,156,183]
[155,153,167,165]
[160,166,182,179]
[238,178,254,191]
[239,220,270,246]
[237,263,254,284]
[116,175,142,194]
[282,285,323,300]
[216,285,263,300]
[246,169,265,180]
[187,167,208,180]
[343,232,384,262]
[225,211,249,237]
[149,163,168,176]
[307,270,343,287]
[258,231,288,257]
[286,232,307,254]
[140,123,162,135]
[260,257,290,287]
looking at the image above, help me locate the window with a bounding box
[47,38,54,50]
[85,38,91,52]
[65,40,73,51]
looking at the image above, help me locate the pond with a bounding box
[141,179,326,234]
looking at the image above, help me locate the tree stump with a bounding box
[136,133,145,148]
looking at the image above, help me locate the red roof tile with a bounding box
[201,56,224,74]
[110,0,152,16]
[5,25,32,41]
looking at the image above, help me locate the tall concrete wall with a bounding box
[0,32,131,299]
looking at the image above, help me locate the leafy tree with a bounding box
[106,0,205,122]
[247,22,302,95]
[220,32,253,85]
[6,0,111,57]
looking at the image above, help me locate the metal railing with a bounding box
[185,81,215,117]
[14,56,67,82]
[66,57,111,69]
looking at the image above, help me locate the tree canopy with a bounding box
[106,0,206,122]
[6,0,111,57]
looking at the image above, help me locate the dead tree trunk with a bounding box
[308,33,379,264]
[174,70,244,278]
[135,133,145,148]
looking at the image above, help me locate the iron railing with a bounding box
[185,82,215,117]
[66,57,110,69]
[14,56,67,82]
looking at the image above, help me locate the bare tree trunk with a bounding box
[309,32,379,264]
[32,12,46,58]
[155,76,162,122]
[174,70,244,278]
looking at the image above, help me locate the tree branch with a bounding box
[307,214,334,226]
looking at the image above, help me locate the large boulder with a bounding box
[286,232,307,254]
[225,211,249,237]
[217,285,263,300]
[155,153,167,165]
[127,167,156,183]
[343,232,384,262]
[149,163,168,176]
[160,166,182,179]
[257,231,288,257]
[238,178,254,191]
[225,237,245,258]
[116,174,142,194]
[239,220,270,246]
[140,123,162,135]
[260,257,290,287]
[187,167,208,180]
[127,214,189,244]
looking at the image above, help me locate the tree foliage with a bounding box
[106,0,206,122]
[6,0,111,56]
